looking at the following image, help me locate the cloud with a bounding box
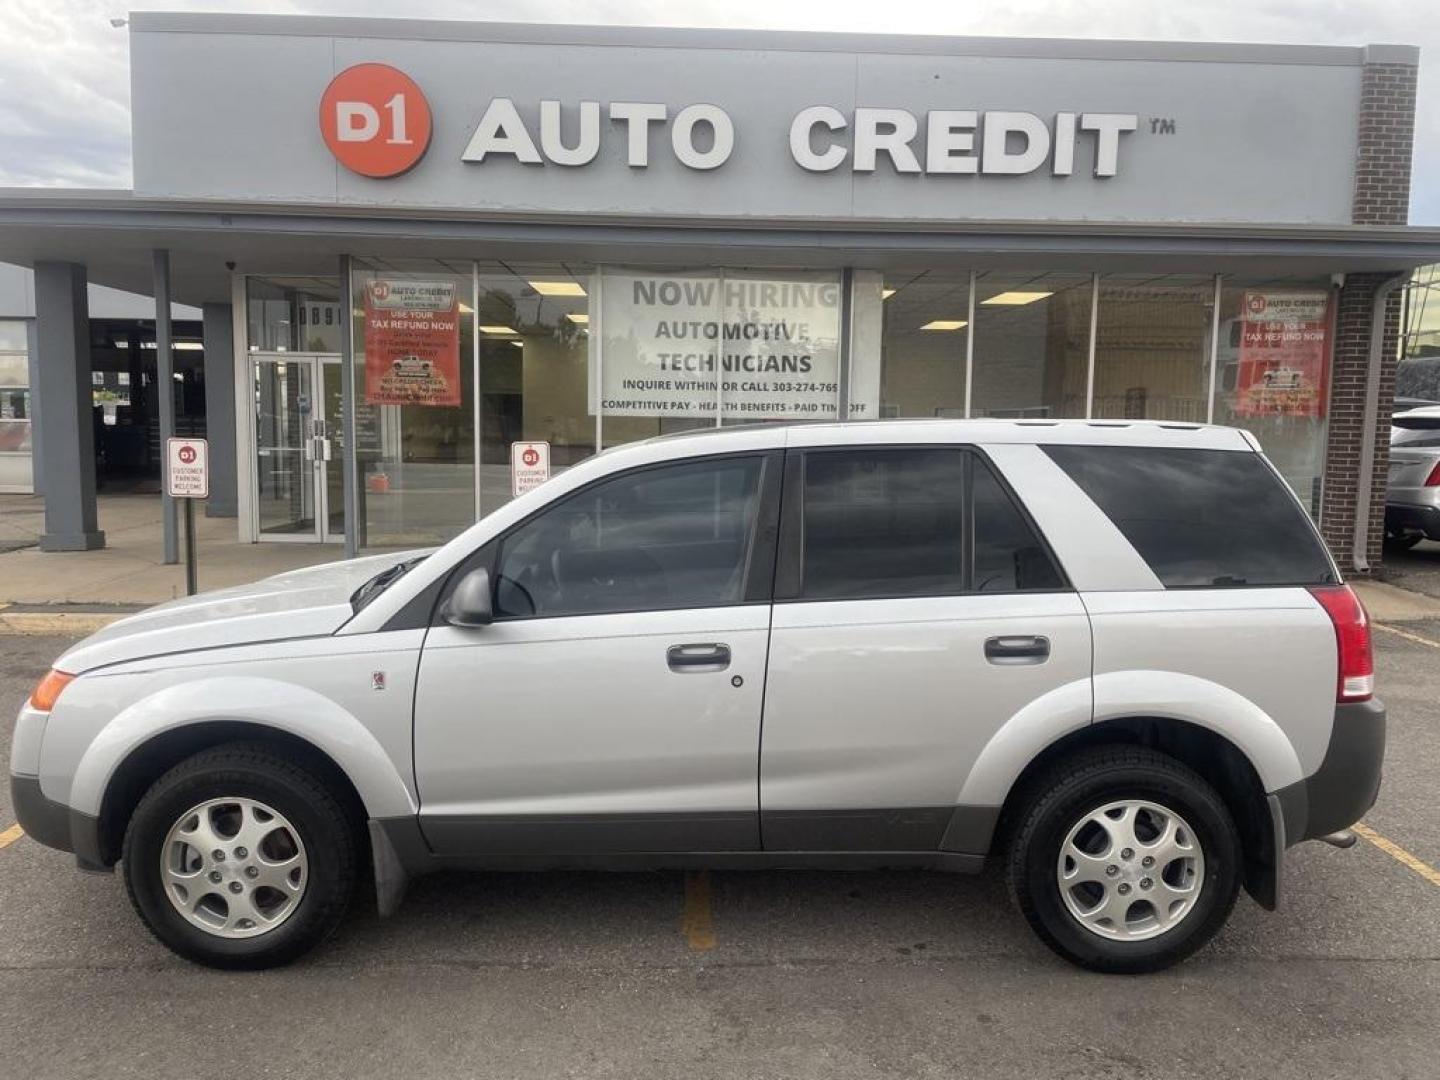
[2,0,1435,218]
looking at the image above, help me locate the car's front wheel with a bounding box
[122,743,360,969]
[1008,746,1240,974]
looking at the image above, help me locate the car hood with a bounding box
[55,549,432,674]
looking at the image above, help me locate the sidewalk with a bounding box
[0,492,342,607]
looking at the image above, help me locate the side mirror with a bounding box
[441,567,493,627]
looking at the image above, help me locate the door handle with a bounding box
[666,643,731,672]
[984,635,1050,665]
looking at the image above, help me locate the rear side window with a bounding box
[1043,445,1336,588]
[796,447,1065,599]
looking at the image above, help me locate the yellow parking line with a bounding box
[1374,622,1440,649]
[682,870,716,952]
[1353,822,1440,888]
[0,824,23,850]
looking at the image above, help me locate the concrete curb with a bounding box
[0,612,127,636]
[1351,580,1440,622]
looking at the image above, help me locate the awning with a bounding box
[4,188,1440,307]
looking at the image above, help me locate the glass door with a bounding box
[253,353,342,543]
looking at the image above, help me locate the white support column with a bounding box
[1084,273,1101,419]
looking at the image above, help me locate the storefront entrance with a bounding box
[252,352,343,542]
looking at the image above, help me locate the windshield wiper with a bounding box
[350,556,427,612]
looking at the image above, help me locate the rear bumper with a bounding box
[1275,699,1386,846]
[1385,502,1440,540]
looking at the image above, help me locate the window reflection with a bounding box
[972,272,1091,419]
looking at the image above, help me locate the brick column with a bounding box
[1318,46,1417,572]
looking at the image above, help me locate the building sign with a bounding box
[319,63,432,178]
[362,279,462,407]
[1235,291,1331,418]
[165,437,209,499]
[591,270,845,420]
[510,440,551,496]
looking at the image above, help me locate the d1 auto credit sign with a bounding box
[363,279,462,407]
[166,437,209,498]
[1235,291,1331,419]
[510,441,551,496]
[592,269,843,420]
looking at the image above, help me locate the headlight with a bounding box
[29,669,75,712]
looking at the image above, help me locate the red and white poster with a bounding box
[363,278,461,407]
[1234,291,1331,418]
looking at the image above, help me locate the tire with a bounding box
[1007,746,1241,974]
[122,742,361,970]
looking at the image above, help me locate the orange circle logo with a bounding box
[319,64,432,178]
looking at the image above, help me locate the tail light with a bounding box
[1308,585,1374,703]
[1424,460,1440,487]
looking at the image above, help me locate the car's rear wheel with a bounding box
[122,743,360,969]
[1008,746,1240,974]
[1384,528,1424,550]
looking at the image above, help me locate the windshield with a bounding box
[349,556,428,612]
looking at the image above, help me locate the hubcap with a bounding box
[160,797,308,939]
[1056,799,1204,941]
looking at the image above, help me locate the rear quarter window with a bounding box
[1042,445,1337,589]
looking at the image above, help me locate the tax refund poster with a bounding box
[1234,291,1331,418]
[363,279,462,407]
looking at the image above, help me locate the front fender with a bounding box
[68,675,416,820]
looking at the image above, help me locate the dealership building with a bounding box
[0,13,1435,571]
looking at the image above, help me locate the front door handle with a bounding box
[984,635,1050,665]
[667,643,731,672]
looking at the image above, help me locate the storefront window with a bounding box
[1092,275,1214,422]
[971,272,1092,419]
[1214,278,1334,515]
[352,260,476,546]
[248,276,344,353]
[474,262,596,516]
[871,270,970,419]
[0,321,33,493]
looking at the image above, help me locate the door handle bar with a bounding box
[667,643,731,672]
[984,635,1050,664]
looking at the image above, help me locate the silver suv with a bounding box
[9,420,1384,973]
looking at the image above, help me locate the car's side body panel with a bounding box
[1083,588,1336,782]
[42,631,426,819]
[414,605,771,852]
[759,592,1092,847]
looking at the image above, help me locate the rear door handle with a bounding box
[667,643,731,672]
[984,635,1050,665]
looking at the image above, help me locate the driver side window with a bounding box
[494,455,766,618]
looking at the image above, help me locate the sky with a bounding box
[1,0,1435,220]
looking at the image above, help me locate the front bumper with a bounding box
[1275,699,1386,846]
[10,774,73,852]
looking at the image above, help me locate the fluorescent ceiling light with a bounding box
[882,288,896,299]
[566,313,589,325]
[458,302,474,314]
[479,325,518,335]
[981,291,1054,306]
[919,319,967,331]
[530,281,587,297]
[510,341,524,348]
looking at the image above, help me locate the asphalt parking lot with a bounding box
[2,629,1438,1080]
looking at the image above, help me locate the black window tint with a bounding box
[972,459,1066,592]
[801,449,965,599]
[1043,445,1336,588]
[494,456,763,617]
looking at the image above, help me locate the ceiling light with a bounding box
[458,302,474,314]
[566,313,589,325]
[981,291,1054,306]
[882,288,896,299]
[510,341,524,348]
[919,319,967,331]
[530,281,587,297]
[479,325,518,335]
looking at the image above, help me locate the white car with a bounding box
[10,420,1383,972]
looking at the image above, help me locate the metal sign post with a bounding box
[165,437,210,596]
